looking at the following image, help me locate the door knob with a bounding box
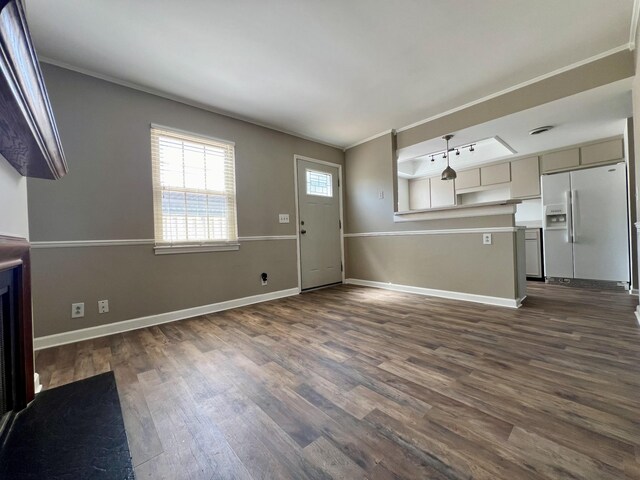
[301,229,307,234]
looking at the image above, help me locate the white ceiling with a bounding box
[397,78,633,177]
[25,0,635,148]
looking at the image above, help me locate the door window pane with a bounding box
[306,169,333,197]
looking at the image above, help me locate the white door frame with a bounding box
[293,154,345,292]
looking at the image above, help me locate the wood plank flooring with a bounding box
[35,282,640,479]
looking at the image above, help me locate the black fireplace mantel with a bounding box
[0,0,67,179]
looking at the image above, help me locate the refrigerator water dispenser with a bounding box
[544,204,567,230]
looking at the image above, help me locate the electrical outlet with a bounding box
[378,189,384,199]
[71,302,85,318]
[261,272,268,286]
[483,233,492,245]
[278,214,290,224]
[98,299,109,314]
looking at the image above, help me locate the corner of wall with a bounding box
[0,154,29,239]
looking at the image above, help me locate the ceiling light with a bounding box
[529,125,553,135]
[441,134,456,181]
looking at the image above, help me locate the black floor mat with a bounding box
[0,371,135,479]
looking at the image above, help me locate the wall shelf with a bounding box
[0,0,67,179]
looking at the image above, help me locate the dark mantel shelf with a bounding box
[0,0,67,179]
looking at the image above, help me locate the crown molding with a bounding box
[346,44,632,149]
[41,40,632,153]
[37,56,344,151]
[395,45,631,135]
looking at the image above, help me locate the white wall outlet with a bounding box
[261,272,268,286]
[98,299,109,314]
[278,213,290,224]
[378,189,385,199]
[483,233,492,245]
[71,302,85,318]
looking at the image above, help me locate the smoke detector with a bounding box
[529,126,553,135]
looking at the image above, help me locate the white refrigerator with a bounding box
[541,163,629,284]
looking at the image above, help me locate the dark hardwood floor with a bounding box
[35,282,640,479]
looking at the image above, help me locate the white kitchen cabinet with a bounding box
[408,177,431,210]
[541,148,579,173]
[510,156,540,198]
[454,168,480,191]
[580,138,623,166]
[481,163,510,186]
[430,176,456,207]
[524,229,542,278]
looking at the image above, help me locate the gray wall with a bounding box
[28,64,344,337]
[344,133,519,300]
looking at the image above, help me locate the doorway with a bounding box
[294,156,344,291]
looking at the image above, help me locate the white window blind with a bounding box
[151,125,238,249]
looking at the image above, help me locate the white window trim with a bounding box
[150,124,239,255]
[154,243,240,255]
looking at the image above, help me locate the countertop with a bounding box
[396,199,522,216]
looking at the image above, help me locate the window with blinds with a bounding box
[151,125,238,252]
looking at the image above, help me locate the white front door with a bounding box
[296,158,342,290]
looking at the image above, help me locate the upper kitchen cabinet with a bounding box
[430,176,456,208]
[408,177,431,210]
[454,168,480,191]
[480,162,510,186]
[510,156,540,198]
[540,148,579,173]
[580,138,623,166]
[0,0,67,179]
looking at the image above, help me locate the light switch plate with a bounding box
[98,299,109,314]
[278,214,290,224]
[378,190,384,199]
[483,233,492,245]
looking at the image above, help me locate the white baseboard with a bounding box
[33,288,300,350]
[344,278,521,308]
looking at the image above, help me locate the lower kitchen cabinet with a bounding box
[524,228,543,278]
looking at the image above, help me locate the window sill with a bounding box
[154,243,240,255]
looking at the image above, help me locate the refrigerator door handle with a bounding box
[571,190,577,244]
[566,190,573,243]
